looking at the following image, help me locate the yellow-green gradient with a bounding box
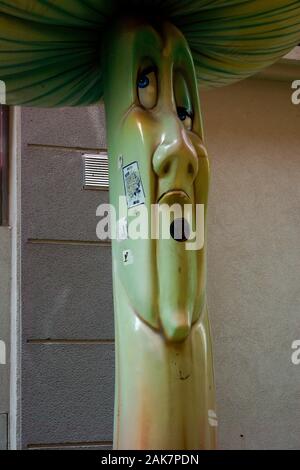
[104,19,216,449]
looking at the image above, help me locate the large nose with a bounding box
[152,115,198,188]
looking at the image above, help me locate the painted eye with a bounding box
[177,106,193,130]
[138,75,149,89]
[137,67,157,109]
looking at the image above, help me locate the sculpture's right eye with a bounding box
[137,66,157,109]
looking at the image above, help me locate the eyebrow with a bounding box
[138,65,157,76]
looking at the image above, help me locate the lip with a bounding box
[157,189,191,205]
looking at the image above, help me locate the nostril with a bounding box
[187,163,194,175]
[163,162,170,174]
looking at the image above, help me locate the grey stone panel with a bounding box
[22,243,114,340]
[22,344,114,448]
[22,147,109,242]
[0,414,8,450]
[27,443,112,450]
[22,106,106,150]
[0,228,10,414]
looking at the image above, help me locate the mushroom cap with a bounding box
[0,0,300,106]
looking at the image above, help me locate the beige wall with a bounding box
[202,78,300,449]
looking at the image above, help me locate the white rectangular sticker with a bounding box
[122,161,145,208]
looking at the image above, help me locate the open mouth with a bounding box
[157,189,190,205]
[157,190,192,242]
[170,217,190,242]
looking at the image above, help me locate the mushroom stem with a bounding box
[103,18,217,450]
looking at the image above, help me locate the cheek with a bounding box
[188,132,208,159]
[122,108,161,161]
[121,108,161,203]
[188,133,210,202]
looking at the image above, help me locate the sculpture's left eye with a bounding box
[174,71,193,131]
[177,106,193,131]
[137,66,157,109]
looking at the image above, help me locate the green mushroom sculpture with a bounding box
[1,0,300,450]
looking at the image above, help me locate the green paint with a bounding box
[104,18,216,449]
[1,2,300,105]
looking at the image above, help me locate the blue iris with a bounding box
[177,106,188,121]
[138,74,149,89]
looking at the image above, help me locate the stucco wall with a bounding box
[203,79,300,450]
[20,77,300,449]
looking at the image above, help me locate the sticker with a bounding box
[122,249,133,265]
[116,217,128,242]
[122,161,145,208]
[208,410,218,427]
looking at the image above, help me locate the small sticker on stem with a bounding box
[122,161,145,208]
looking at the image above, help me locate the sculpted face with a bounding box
[104,19,209,342]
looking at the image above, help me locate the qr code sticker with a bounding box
[122,161,145,208]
